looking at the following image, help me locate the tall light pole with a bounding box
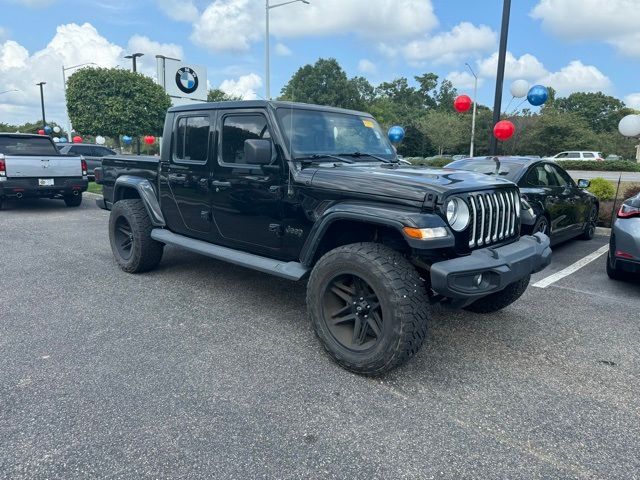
[62,62,97,141]
[125,53,144,73]
[125,53,144,154]
[265,0,310,100]
[465,63,478,158]
[36,82,46,129]
[489,0,512,155]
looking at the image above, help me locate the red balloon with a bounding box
[454,95,472,113]
[493,120,515,141]
[143,135,155,145]
[38,129,45,135]
[72,136,83,143]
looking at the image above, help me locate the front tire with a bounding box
[579,204,598,240]
[464,275,530,314]
[63,193,83,207]
[109,199,163,273]
[307,243,429,376]
[532,215,549,236]
[606,252,626,281]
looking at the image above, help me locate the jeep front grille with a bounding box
[467,190,519,248]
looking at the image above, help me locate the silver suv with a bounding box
[546,151,604,161]
[57,143,117,179]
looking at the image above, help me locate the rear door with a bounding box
[161,112,214,239]
[209,109,285,255]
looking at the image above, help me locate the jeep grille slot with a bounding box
[467,189,519,249]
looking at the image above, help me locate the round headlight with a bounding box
[445,198,470,232]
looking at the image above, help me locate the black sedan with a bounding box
[445,157,598,245]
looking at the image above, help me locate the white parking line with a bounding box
[532,244,609,289]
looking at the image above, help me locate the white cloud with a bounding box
[477,52,548,80]
[187,0,437,53]
[446,71,484,91]
[126,35,184,77]
[156,0,199,22]
[531,0,640,57]
[274,43,292,56]
[399,22,496,65]
[625,93,640,110]
[357,59,377,75]
[219,73,263,100]
[0,41,29,71]
[538,60,611,95]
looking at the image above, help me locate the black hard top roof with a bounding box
[0,133,50,139]
[168,100,372,117]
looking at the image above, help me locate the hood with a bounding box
[307,164,516,203]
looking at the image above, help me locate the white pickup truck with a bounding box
[0,133,88,210]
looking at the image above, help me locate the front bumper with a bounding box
[0,177,88,198]
[430,233,551,308]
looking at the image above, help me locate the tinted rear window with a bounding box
[0,136,59,156]
[446,159,524,181]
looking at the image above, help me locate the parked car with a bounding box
[95,100,551,375]
[545,151,604,161]
[0,133,87,209]
[445,157,598,245]
[57,143,117,180]
[605,154,622,161]
[607,193,640,280]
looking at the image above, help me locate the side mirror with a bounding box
[577,179,590,189]
[244,139,272,165]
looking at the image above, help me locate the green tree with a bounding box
[279,58,363,109]
[419,111,467,156]
[207,89,241,102]
[523,111,598,156]
[66,67,171,139]
[553,92,629,132]
[434,79,458,111]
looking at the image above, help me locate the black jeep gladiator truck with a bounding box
[96,100,551,375]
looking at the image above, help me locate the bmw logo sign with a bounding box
[175,67,199,94]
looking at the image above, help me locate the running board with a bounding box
[151,229,308,281]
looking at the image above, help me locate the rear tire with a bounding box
[63,193,82,207]
[464,275,531,314]
[307,242,429,376]
[109,199,163,273]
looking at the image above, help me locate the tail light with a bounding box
[618,204,640,219]
[0,155,6,178]
[81,158,88,176]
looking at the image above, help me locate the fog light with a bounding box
[473,273,483,287]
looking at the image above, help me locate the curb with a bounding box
[84,192,102,199]
[595,227,611,236]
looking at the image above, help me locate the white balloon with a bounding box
[510,79,530,98]
[618,114,640,137]
[53,126,61,133]
[52,137,60,143]
[95,135,106,145]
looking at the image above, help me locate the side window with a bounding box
[68,146,81,154]
[567,152,581,159]
[220,114,271,165]
[548,164,574,187]
[555,152,568,158]
[582,152,595,159]
[175,116,210,162]
[526,164,559,187]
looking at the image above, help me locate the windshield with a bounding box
[275,108,395,161]
[0,136,59,156]
[446,159,523,181]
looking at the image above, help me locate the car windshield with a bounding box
[446,159,523,181]
[275,108,396,161]
[0,136,59,156]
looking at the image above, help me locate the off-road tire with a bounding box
[532,215,549,236]
[109,199,164,273]
[307,242,429,376]
[579,204,598,240]
[63,193,83,207]
[606,252,626,281]
[464,275,531,314]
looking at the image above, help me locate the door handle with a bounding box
[211,180,231,190]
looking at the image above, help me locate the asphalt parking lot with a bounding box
[1,196,639,479]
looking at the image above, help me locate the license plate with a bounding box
[38,178,54,186]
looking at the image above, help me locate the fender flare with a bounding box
[114,175,165,227]
[299,201,451,266]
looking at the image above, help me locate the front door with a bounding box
[210,110,285,256]
[162,113,213,240]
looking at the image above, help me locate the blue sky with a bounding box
[1,0,639,126]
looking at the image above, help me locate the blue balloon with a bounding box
[122,135,133,145]
[44,125,52,134]
[388,125,405,143]
[58,137,67,143]
[527,85,549,106]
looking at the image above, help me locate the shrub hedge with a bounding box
[555,160,640,172]
[587,177,617,201]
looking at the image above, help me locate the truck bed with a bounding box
[100,155,160,204]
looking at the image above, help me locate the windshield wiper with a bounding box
[293,154,355,164]
[337,152,395,164]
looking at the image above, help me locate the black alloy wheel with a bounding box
[322,273,383,352]
[113,215,134,260]
[581,205,598,240]
[534,216,548,235]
